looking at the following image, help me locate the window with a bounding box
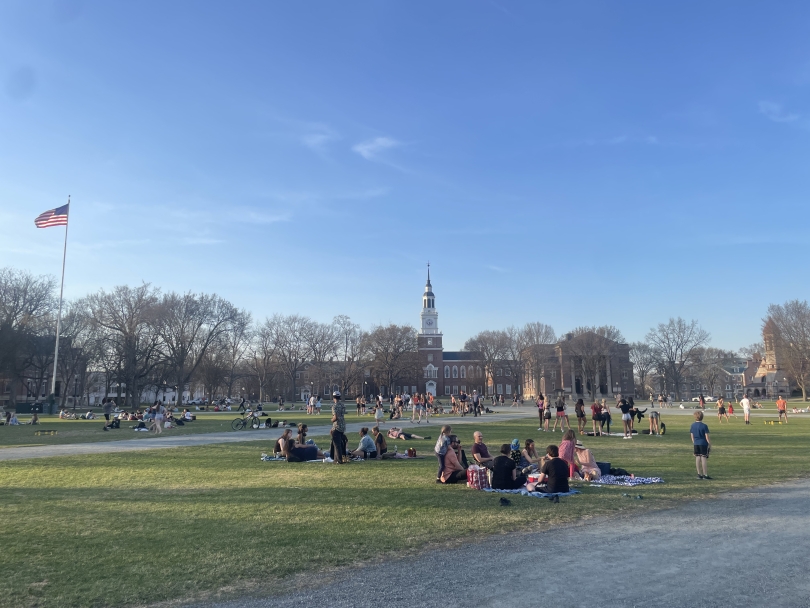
[452,366,458,378]
[468,366,474,379]
[552,381,556,391]
[497,369,503,376]
[295,372,301,379]
[444,366,450,379]
[445,386,451,395]
[506,384,512,395]
[452,385,458,395]
[460,366,466,379]
[461,385,466,393]
[427,354,433,362]
[621,371,628,380]
[411,386,416,394]
[477,366,482,378]
[506,369,511,376]
[551,370,557,379]
[496,384,503,394]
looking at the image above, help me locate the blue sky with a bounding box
[2,0,809,350]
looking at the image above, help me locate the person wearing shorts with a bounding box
[690,410,711,479]
[551,396,568,432]
[740,395,751,425]
[590,400,604,436]
[716,397,729,423]
[574,398,586,433]
[776,396,788,423]
[618,399,633,439]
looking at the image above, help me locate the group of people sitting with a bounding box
[437,426,602,494]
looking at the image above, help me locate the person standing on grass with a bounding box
[740,395,751,425]
[374,403,385,427]
[330,391,347,464]
[727,399,736,419]
[551,395,568,433]
[591,400,604,436]
[716,397,729,423]
[776,396,788,424]
[153,401,166,435]
[690,410,711,479]
[618,398,633,439]
[536,393,545,430]
[574,398,586,433]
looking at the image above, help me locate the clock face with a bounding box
[427,339,433,346]
[426,319,433,326]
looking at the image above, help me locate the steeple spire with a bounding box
[426,261,431,288]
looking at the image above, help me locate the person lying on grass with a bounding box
[280,437,325,462]
[349,427,377,460]
[387,427,430,440]
[439,435,468,484]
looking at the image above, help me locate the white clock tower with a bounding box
[418,265,443,396]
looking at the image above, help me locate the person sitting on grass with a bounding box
[350,427,377,460]
[183,409,193,421]
[558,429,581,479]
[297,423,308,445]
[387,427,429,440]
[491,444,527,490]
[509,438,523,469]
[439,435,468,484]
[521,439,541,469]
[574,440,600,480]
[9,412,20,425]
[27,412,39,425]
[371,426,388,459]
[281,438,324,462]
[471,431,495,468]
[528,444,570,494]
[273,429,293,457]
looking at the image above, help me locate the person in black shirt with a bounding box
[532,445,569,493]
[618,399,633,439]
[491,444,527,490]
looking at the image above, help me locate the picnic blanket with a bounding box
[483,488,580,499]
[589,475,664,487]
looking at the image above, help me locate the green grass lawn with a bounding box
[1,413,809,608]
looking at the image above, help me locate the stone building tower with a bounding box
[417,266,443,396]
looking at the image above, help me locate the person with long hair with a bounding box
[591,400,604,436]
[521,439,541,468]
[574,398,587,433]
[535,393,545,430]
[558,429,580,478]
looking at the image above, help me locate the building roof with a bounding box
[442,351,480,361]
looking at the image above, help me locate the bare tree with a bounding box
[629,342,656,398]
[248,319,278,403]
[646,317,710,400]
[56,303,94,407]
[464,330,509,395]
[765,301,810,401]
[155,292,238,405]
[363,324,418,395]
[266,314,313,401]
[85,284,163,409]
[566,326,625,400]
[223,309,252,399]
[334,314,364,396]
[0,268,56,406]
[693,347,735,398]
[303,320,340,397]
[739,342,765,360]
[519,322,556,398]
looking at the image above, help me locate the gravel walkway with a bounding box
[192,477,810,608]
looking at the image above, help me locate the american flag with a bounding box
[34,204,69,228]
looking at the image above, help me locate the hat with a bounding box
[510,439,520,450]
[574,440,586,450]
[332,390,341,398]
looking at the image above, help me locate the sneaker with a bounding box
[697,475,704,479]
[703,475,712,480]
[537,427,543,431]
[436,479,443,484]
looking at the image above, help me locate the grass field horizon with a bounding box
[2,411,810,608]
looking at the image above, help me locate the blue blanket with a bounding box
[589,475,664,486]
[483,488,580,498]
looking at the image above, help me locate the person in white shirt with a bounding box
[308,395,316,415]
[740,396,751,425]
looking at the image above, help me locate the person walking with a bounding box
[238,397,246,412]
[102,398,113,430]
[330,391,347,463]
[690,410,712,479]
[472,390,480,417]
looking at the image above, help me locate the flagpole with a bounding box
[50,195,70,398]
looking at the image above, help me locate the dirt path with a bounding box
[192,478,810,608]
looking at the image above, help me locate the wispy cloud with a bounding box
[565,135,659,148]
[301,124,339,154]
[486,264,509,273]
[759,101,800,123]
[352,137,401,161]
[182,237,225,245]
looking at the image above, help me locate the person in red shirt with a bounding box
[776,396,788,423]
[591,401,604,436]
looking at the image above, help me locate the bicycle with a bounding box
[232,409,261,430]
